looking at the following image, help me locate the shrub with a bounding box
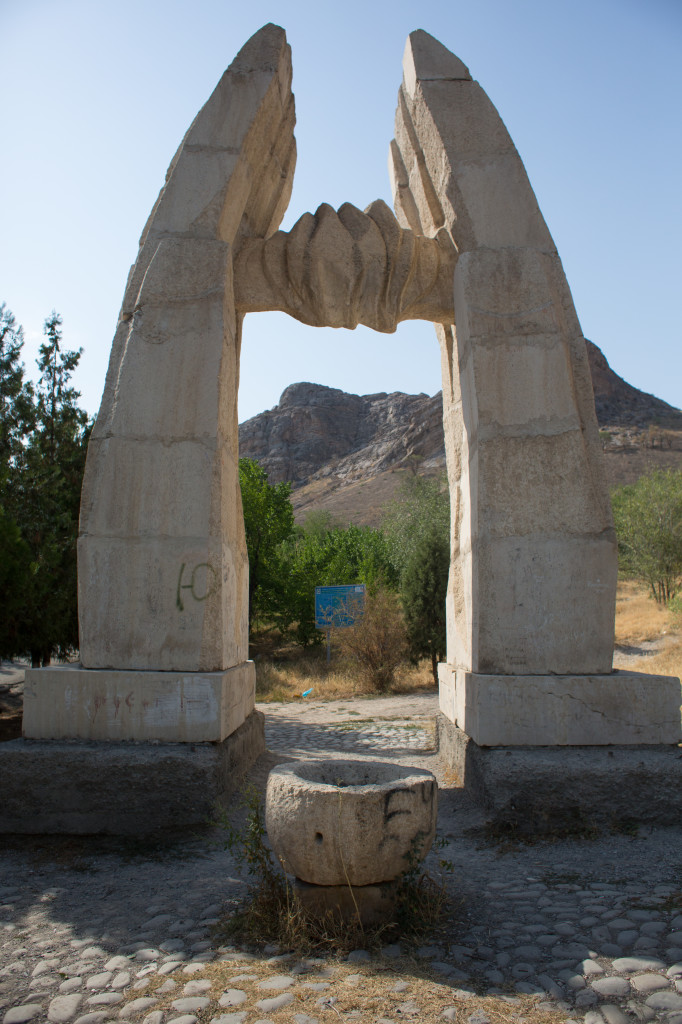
[336,588,408,692]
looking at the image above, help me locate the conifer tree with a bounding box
[1,310,91,665]
[402,530,449,685]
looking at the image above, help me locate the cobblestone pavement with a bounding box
[1,692,681,1024]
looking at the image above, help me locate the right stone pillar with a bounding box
[391,31,681,784]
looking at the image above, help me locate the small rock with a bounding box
[118,998,159,1019]
[601,1007,631,1024]
[591,977,630,998]
[133,949,160,963]
[582,960,604,977]
[3,1007,45,1024]
[346,950,371,963]
[612,956,665,972]
[256,993,294,1012]
[85,973,112,991]
[632,974,669,994]
[181,963,205,975]
[59,979,83,994]
[514,982,545,995]
[86,993,122,1006]
[183,980,211,995]
[104,958,130,973]
[644,991,682,1010]
[47,994,84,1022]
[257,975,294,991]
[218,991,248,1007]
[170,999,210,1012]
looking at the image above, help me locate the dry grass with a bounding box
[630,639,682,679]
[615,579,682,681]
[127,950,568,1024]
[614,579,677,645]
[254,643,436,703]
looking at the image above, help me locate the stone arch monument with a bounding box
[14,25,679,834]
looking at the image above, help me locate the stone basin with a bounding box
[265,759,437,886]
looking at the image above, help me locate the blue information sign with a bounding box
[314,584,366,629]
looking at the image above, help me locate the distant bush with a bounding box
[612,469,682,604]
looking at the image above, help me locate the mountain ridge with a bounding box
[238,340,682,525]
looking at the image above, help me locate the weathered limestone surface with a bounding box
[391,31,617,677]
[0,712,265,835]
[78,24,296,672]
[438,716,682,830]
[22,663,255,743]
[234,199,456,329]
[293,878,398,927]
[265,760,437,886]
[438,664,682,746]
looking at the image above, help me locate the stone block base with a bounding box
[0,710,265,835]
[293,878,397,926]
[23,662,256,743]
[438,714,682,831]
[438,663,681,745]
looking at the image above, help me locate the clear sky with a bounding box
[2,0,680,424]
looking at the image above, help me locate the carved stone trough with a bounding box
[265,759,437,924]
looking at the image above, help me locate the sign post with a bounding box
[314,585,366,665]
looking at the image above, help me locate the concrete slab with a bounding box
[0,710,265,834]
[438,664,681,745]
[23,662,255,743]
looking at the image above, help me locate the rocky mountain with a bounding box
[238,340,682,525]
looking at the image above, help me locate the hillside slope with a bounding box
[239,340,682,525]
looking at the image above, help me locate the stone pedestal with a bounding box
[5,662,264,835]
[23,662,255,743]
[438,715,682,832]
[438,663,681,746]
[0,711,265,835]
[438,663,681,831]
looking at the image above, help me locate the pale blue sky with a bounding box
[2,0,680,423]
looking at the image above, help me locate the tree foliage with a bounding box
[402,530,449,685]
[0,303,33,478]
[612,469,682,604]
[382,473,450,581]
[0,307,90,665]
[238,458,295,626]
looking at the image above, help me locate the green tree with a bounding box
[238,457,295,627]
[382,473,450,581]
[612,469,682,604]
[276,523,399,647]
[0,304,35,660]
[0,303,34,478]
[0,509,32,660]
[3,311,91,665]
[402,530,449,685]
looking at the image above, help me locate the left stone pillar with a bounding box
[9,24,297,833]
